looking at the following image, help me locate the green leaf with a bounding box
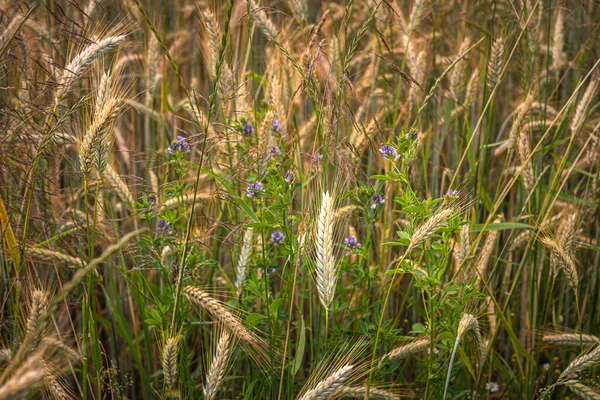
[292,317,305,375]
[470,222,534,232]
[245,313,267,328]
[269,298,285,316]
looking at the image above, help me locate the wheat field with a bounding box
[0,0,599,398]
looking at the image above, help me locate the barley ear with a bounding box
[161,335,181,390]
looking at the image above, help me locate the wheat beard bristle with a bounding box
[315,191,336,310]
[298,364,354,400]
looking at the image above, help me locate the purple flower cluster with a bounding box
[379,144,399,160]
[445,188,459,198]
[313,152,323,164]
[157,219,172,234]
[246,181,264,198]
[168,136,191,155]
[371,194,385,209]
[242,121,255,136]
[269,145,281,158]
[285,170,295,183]
[270,230,285,245]
[344,235,361,251]
[271,119,283,135]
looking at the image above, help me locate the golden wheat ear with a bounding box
[161,335,181,390]
[55,26,127,101]
[183,286,280,372]
[79,66,129,177]
[296,339,371,400]
[204,327,236,400]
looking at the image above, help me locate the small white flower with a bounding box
[485,381,499,393]
[542,363,550,372]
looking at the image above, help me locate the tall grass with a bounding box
[1,0,599,398]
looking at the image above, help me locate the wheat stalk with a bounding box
[204,331,233,400]
[235,228,254,296]
[315,191,337,309]
[444,314,485,399]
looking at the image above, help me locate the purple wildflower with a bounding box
[157,219,172,234]
[379,144,399,160]
[285,170,295,183]
[271,119,283,135]
[445,188,459,198]
[269,145,281,158]
[313,152,323,164]
[344,235,361,251]
[168,135,191,155]
[270,230,285,245]
[242,121,255,136]
[371,194,385,209]
[246,181,264,198]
